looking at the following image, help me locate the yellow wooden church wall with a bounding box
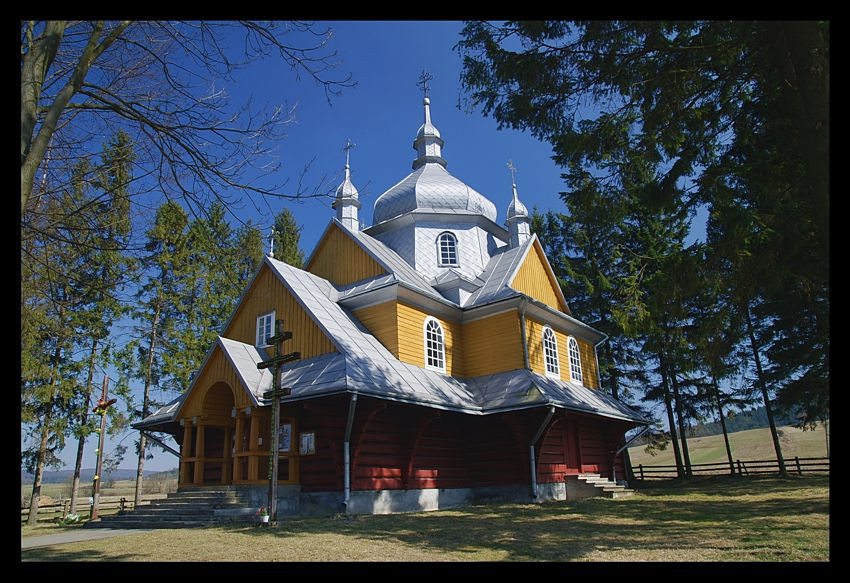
[353,301,400,356]
[525,318,599,388]
[223,265,336,359]
[180,346,253,420]
[511,242,568,313]
[397,302,464,376]
[462,311,524,377]
[305,223,386,286]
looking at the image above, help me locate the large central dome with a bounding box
[373,163,498,224]
[372,97,498,225]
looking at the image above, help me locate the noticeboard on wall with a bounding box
[278,422,292,452]
[299,431,316,455]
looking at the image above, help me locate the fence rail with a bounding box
[20,494,168,523]
[633,456,829,480]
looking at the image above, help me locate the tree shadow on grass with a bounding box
[22,548,140,562]
[220,479,828,561]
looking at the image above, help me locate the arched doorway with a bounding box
[198,382,236,485]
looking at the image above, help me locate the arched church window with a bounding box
[437,232,459,267]
[543,326,560,379]
[424,317,446,372]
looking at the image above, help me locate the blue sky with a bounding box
[230,20,573,253]
[54,20,705,474]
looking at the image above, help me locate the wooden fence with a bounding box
[21,494,168,523]
[632,456,829,480]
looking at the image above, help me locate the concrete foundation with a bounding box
[193,481,604,517]
[536,481,567,502]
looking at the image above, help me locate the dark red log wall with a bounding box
[299,395,632,492]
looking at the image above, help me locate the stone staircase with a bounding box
[566,473,635,500]
[85,486,258,529]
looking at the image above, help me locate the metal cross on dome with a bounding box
[418,70,434,98]
[343,138,355,167]
[507,159,518,185]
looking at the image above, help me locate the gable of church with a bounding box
[306,222,386,286]
[222,263,336,359]
[510,240,569,314]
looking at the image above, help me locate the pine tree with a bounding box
[123,201,191,508]
[271,208,304,268]
[66,130,136,514]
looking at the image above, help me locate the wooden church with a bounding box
[135,93,647,516]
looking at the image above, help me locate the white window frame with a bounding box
[256,310,276,347]
[423,316,446,372]
[568,336,584,385]
[436,232,459,267]
[542,326,560,379]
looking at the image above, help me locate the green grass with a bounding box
[628,424,829,467]
[21,475,828,562]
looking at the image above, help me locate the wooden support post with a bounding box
[795,456,802,476]
[223,426,232,484]
[194,424,205,485]
[639,464,644,481]
[180,423,193,485]
[233,415,243,481]
[248,413,259,481]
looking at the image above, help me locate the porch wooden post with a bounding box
[223,426,232,484]
[248,412,260,481]
[194,423,205,485]
[180,422,193,485]
[233,415,244,481]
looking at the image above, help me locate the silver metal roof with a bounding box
[132,393,185,430]
[506,180,529,220]
[137,255,645,429]
[373,163,498,225]
[342,222,436,295]
[463,236,532,307]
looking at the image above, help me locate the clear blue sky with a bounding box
[55,20,705,474]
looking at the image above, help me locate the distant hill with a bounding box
[628,424,829,467]
[686,405,802,438]
[21,468,177,485]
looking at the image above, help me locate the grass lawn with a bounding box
[21,476,828,562]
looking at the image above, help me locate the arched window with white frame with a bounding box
[424,317,446,372]
[568,336,583,384]
[542,326,560,379]
[436,232,459,267]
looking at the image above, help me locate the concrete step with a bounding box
[87,519,213,529]
[151,500,251,508]
[163,493,252,501]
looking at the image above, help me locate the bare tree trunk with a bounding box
[134,296,161,508]
[744,302,787,475]
[20,21,65,169]
[27,342,62,526]
[21,20,130,212]
[712,375,735,475]
[658,353,684,478]
[669,370,693,477]
[70,339,97,514]
[605,343,634,482]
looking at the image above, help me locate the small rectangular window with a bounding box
[256,311,275,346]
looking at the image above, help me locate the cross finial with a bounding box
[417,70,434,99]
[507,159,517,186]
[343,138,355,169]
[268,226,276,258]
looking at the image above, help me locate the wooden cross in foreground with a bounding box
[257,320,300,522]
